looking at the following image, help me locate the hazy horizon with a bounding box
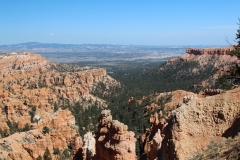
[0,41,231,47]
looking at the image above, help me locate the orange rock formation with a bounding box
[0,109,78,159]
[0,52,119,159]
[165,47,240,88]
[95,110,137,160]
[143,87,240,160]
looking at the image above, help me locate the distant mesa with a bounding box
[186,46,234,55]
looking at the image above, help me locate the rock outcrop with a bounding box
[143,88,240,160]
[186,46,234,55]
[164,90,198,111]
[82,132,96,160]
[0,52,119,159]
[181,47,238,68]
[0,52,118,126]
[170,87,240,159]
[0,109,80,159]
[0,52,119,111]
[142,112,169,160]
[164,47,240,89]
[95,110,137,160]
[73,136,83,160]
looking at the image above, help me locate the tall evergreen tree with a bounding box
[43,148,52,160]
[230,18,240,59]
[36,155,42,160]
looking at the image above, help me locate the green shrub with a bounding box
[43,148,52,160]
[36,155,42,160]
[42,126,50,135]
[53,148,60,155]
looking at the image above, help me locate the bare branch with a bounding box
[224,35,233,46]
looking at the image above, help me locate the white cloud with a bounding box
[49,33,56,36]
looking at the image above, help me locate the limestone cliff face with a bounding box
[95,110,137,160]
[143,88,240,160]
[82,132,96,160]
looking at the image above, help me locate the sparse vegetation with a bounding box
[57,63,93,72]
[189,136,240,160]
[0,128,8,138]
[62,148,71,159]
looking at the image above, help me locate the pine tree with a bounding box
[23,123,30,132]
[42,126,50,135]
[53,148,60,155]
[43,148,52,160]
[36,155,42,160]
[230,18,240,59]
[218,18,240,89]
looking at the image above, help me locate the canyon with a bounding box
[0,47,239,160]
[0,52,119,159]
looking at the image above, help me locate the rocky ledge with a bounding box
[142,87,240,160]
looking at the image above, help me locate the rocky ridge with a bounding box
[0,52,119,159]
[0,52,119,124]
[171,87,240,159]
[186,47,234,55]
[168,46,238,68]
[163,46,240,89]
[0,109,78,159]
[182,46,238,68]
[142,87,240,160]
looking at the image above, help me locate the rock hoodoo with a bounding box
[0,109,80,159]
[0,52,119,159]
[95,110,137,160]
[73,136,83,160]
[82,132,96,160]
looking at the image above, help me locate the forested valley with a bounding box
[63,58,218,157]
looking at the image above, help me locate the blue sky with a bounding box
[1,0,240,45]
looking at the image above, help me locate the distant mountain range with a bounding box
[0,42,228,53]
